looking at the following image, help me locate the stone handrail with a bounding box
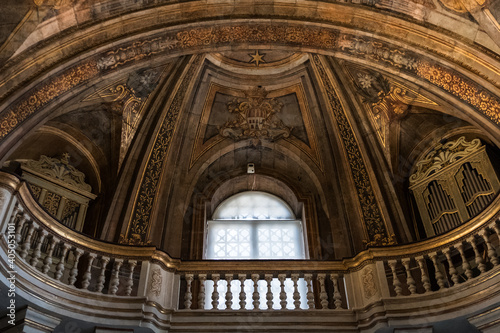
[1,170,499,312]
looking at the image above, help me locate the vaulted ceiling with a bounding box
[1,0,499,259]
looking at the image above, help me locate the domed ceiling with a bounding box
[0,0,499,259]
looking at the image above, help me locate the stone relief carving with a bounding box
[123,55,204,244]
[219,86,291,145]
[149,268,162,297]
[23,153,92,192]
[410,137,482,184]
[361,267,378,299]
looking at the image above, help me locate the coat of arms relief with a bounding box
[219,86,292,145]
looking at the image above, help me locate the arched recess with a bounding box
[0,2,499,254]
[1,124,106,236]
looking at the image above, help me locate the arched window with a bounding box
[203,191,308,310]
[205,191,306,260]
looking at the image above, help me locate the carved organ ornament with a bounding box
[409,137,500,237]
[7,154,96,231]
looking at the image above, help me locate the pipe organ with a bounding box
[410,137,499,236]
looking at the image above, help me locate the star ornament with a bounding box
[249,50,266,66]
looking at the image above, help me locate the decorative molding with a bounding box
[122,54,205,244]
[311,54,395,246]
[0,60,99,140]
[410,137,483,184]
[83,68,163,169]
[219,86,291,145]
[415,61,500,125]
[23,154,92,192]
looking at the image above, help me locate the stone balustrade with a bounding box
[1,171,500,331]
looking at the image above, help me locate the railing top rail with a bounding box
[2,171,499,273]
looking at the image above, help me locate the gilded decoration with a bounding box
[219,86,291,145]
[311,54,394,246]
[43,191,61,216]
[123,55,204,244]
[347,66,438,149]
[1,24,500,144]
[361,267,377,299]
[61,199,79,220]
[410,137,482,184]
[23,153,92,192]
[0,60,99,140]
[415,62,500,125]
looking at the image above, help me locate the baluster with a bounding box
[19,222,36,259]
[401,259,416,295]
[491,222,500,243]
[42,237,58,275]
[304,274,314,309]
[8,205,20,229]
[55,244,70,281]
[291,273,300,309]
[15,214,27,244]
[444,248,459,285]
[30,229,47,267]
[198,274,207,310]
[251,274,260,310]
[225,274,233,310]
[469,237,486,274]
[68,249,84,286]
[184,274,194,309]
[457,243,473,279]
[317,274,328,309]
[480,231,498,266]
[82,253,96,290]
[96,257,110,293]
[238,274,246,310]
[278,274,287,310]
[388,260,402,296]
[109,259,123,295]
[264,274,273,310]
[125,260,137,296]
[211,274,220,310]
[416,256,431,293]
[331,274,342,309]
[430,253,446,289]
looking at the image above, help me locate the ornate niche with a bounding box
[11,154,96,231]
[409,137,500,237]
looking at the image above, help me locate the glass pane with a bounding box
[213,191,295,220]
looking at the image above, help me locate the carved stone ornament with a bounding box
[118,233,152,246]
[149,268,162,297]
[361,267,377,299]
[410,137,482,185]
[23,153,92,192]
[219,86,291,144]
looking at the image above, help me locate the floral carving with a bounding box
[122,55,204,244]
[220,86,291,144]
[312,54,395,246]
[410,137,483,184]
[23,154,92,192]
